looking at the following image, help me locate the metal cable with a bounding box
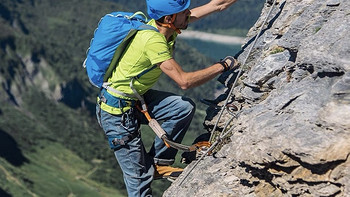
[209,0,278,142]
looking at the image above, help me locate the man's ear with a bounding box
[164,15,173,24]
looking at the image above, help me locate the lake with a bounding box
[180,38,242,61]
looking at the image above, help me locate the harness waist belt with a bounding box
[100,88,136,108]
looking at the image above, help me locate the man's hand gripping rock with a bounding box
[218,56,240,72]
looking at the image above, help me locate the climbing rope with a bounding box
[178,0,278,186]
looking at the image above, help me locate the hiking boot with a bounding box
[153,165,183,180]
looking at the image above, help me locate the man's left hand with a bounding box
[211,0,239,11]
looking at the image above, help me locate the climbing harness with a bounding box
[102,64,208,152]
[177,0,278,186]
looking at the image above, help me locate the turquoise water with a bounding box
[181,38,242,61]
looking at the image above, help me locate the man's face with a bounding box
[173,9,191,30]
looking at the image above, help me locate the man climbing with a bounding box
[96,0,239,196]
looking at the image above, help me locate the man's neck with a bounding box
[156,24,175,42]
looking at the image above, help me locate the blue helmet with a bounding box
[146,0,191,20]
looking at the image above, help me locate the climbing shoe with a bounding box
[153,165,183,181]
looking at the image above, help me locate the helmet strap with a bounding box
[156,14,181,34]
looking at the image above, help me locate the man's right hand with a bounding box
[219,56,240,72]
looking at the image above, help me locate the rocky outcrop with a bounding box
[165,0,350,196]
[0,51,63,105]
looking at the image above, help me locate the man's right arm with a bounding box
[158,57,238,90]
[159,58,225,90]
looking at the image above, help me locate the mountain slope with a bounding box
[0,142,124,197]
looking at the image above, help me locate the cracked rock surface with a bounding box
[165,0,350,196]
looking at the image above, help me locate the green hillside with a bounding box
[0,0,263,196]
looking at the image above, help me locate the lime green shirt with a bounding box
[100,19,176,114]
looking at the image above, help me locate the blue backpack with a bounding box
[83,11,158,88]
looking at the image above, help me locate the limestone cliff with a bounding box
[165,0,350,196]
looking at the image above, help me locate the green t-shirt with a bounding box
[100,19,176,114]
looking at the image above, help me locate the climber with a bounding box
[95,0,240,196]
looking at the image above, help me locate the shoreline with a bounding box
[178,30,245,45]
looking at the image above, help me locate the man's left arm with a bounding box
[189,0,238,23]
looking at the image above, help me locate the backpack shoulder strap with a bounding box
[104,29,139,81]
[103,13,158,82]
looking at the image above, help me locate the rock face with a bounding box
[165,0,350,196]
